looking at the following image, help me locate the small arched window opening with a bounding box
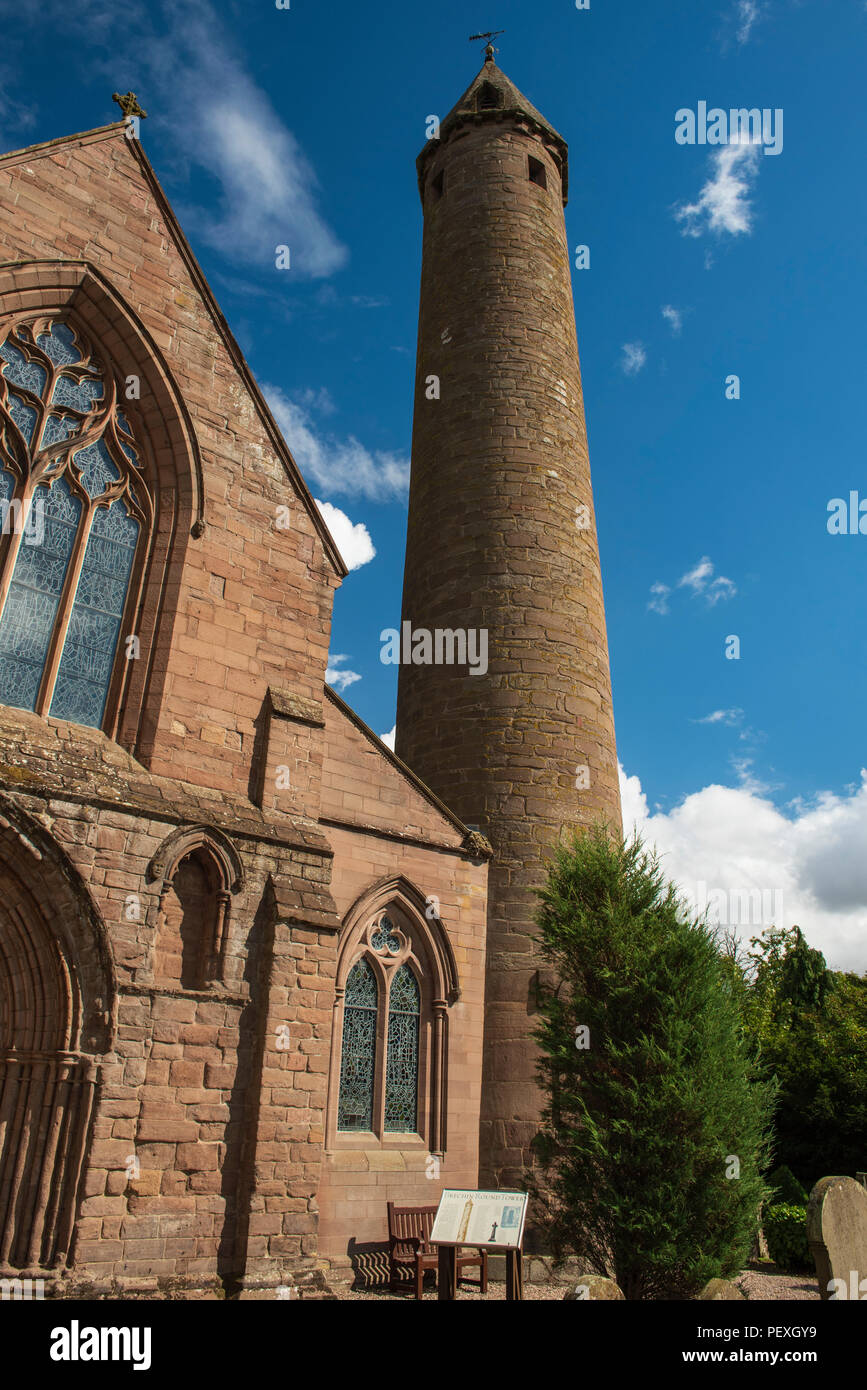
[179,851,220,989]
[149,828,241,992]
[154,848,227,990]
[477,82,503,111]
[528,156,547,189]
[429,169,444,203]
[0,317,151,729]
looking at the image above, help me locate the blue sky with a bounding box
[2,0,866,967]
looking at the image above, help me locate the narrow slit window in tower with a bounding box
[528,156,547,189]
[430,170,444,203]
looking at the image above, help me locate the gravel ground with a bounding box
[734,1268,820,1301]
[331,1267,821,1301]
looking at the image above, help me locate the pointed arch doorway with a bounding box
[0,825,112,1273]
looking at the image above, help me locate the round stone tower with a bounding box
[395,52,621,1196]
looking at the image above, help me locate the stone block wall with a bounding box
[0,708,341,1294]
[317,693,489,1272]
[396,98,621,1195]
[0,115,492,1296]
[0,123,344,793]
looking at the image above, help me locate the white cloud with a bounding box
[1,0,346,277]
[707,576,737,605]
[679,556,737,605]
[264,384,410,501]
[733,0,762,46]
[325,654,361,692]
[142,4,347,277]
[314,499,375,572]
[678,556,716,594]
[380,726,396,751]
[621,342,647,376]
[619,763,867,972]
[186,97,345,276]
[674,139,762,238]
[649,556,737,614]
[729,753,774,796]
[694,708,744,726]
[661,304,683,335]
[647,582,671,615]
[296,387,337,417]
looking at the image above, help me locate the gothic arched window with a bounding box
[337,958,379,1131]
[385,964,420,1132]
[335,915,423,1136]
[0,317,150,729]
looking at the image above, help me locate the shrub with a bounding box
[766,1164,808,1207]
[763,1203,811,1271]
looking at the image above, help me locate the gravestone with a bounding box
[563,1276,624,1300]
[806,1176,867,1301]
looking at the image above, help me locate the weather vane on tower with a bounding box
[468,30,505,63]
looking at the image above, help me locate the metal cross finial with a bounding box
[112,91,147,120]
[469,29,505,62]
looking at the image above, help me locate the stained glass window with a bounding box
[36,322,81,366]
[7,394,37,445]
[384,965,420,1133]
[371,915,401,955]
[337,959,378,1131]
[0,340,48,396]
[50,374,104,413]
[0,469,14,509]
[0,478,82,712]
[50,501,140,726]
[40,413,78,450]
[0,317,148,728]
[73,439,121,499]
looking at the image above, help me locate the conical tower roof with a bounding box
[417,54,569,203]
[444,57,567,151]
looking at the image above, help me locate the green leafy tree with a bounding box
[766,1164,808,1205]
[745,927,867,1186]
[530,825,776,1300]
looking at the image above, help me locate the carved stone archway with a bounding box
[0,798,114,1272]
[147,824,244,989]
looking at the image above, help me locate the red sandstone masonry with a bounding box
[0,126,343,790]
[396,63,622,1198]
[0,118,490,1294]
[316,696,488,1264]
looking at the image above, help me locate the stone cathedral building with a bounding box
[0,51,618,1296]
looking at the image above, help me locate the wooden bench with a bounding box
[387,1201,488,1298]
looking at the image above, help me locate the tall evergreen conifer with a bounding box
[530,826,776,1299]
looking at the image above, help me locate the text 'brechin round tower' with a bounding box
[395,51,622,1198]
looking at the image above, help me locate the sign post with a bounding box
[430,1189,529,1301]
[436,1244,458,1301]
